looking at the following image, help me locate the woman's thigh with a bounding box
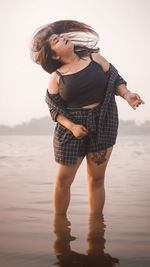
[86,145,114,179]
[55,156,85,185]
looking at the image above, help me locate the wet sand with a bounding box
[0,135,150,267]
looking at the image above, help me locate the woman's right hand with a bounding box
[70,124,88,139]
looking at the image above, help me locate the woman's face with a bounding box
[49,33,74,59]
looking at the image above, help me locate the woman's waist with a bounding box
[66,101,102,112]
[81,102,101,109]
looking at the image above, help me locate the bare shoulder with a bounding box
[92,52,110,72]
[48,72,59,94]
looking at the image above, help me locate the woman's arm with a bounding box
[92,53,145,109]
[114,75,145,109]
[56,113,75,131]
[47,72,76,130]
[115,83,131,99]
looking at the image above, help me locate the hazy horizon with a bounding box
[1,0,150,127]
[0,116,150,128]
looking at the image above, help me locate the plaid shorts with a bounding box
[53,103,116,165]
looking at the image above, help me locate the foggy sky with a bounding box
[0,0,150,127]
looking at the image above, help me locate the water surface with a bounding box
[0,135,150,267]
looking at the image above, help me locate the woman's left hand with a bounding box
[124,92,145,110]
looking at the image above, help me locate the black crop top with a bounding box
[55,53,108,108]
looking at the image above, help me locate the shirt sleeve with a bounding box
[48,107,60,122]
[45,89,74,123]
[45,90,65,122]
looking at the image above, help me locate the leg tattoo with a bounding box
[90,149,107,165]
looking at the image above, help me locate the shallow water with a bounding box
[0,135,150,267]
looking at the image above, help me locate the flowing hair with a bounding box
[30,19,100,74]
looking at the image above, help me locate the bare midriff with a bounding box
[81,102,101,109]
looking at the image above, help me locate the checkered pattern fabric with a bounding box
[45,62,127,165]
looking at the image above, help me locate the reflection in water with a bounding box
[53,214,119,266]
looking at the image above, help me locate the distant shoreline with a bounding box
[0,117,150,136]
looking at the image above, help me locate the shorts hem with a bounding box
[86,143,115,153]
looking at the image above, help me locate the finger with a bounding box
[138,99,145,105]
[136,94,140,100]
[137,95,144,104]
[83,129,88,134]
[133,104,137,109]
[82,127,88,132]
[137,96,145,104]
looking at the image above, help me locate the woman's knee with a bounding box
[87,174,105,188]
[55,173,75,188]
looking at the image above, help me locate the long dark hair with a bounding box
[30,19,100,74]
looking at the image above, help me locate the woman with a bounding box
[30,19,145,216]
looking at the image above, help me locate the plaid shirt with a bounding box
[45,62,127,147]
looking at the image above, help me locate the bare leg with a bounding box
[86,146,114,214]
[54,156,84,215]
